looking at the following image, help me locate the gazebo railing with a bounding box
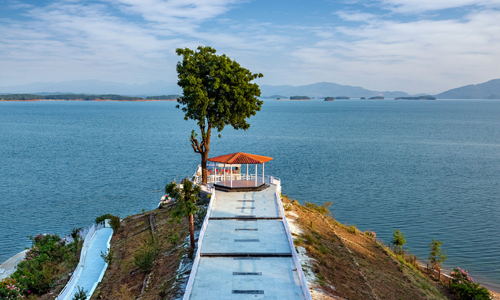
[193,173,279,185]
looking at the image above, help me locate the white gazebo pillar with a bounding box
[255,164,257,185]
[262,163,265,183]
[230,164,233,187]
[224,163,226,183]
[246,164,248,180]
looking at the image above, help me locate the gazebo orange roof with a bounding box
[208,152,273,164]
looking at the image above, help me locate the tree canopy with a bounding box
[175,46,264,184]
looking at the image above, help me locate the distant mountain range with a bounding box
[1,78,499,99]
[435,79,500,99]
[260,82,410,98]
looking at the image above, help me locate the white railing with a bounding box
[182,185,216,300]
[274,179,313,300]
[193,173,279,185]
[57,224,101,300]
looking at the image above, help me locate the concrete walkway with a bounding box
[62,227,113,299]
[189,185,305,300]
[0,250,28,281]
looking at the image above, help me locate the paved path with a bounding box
[189,185,305,300]
[0,250,27,281]
[63,227,113,299]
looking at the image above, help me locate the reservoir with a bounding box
[1,99,499,291]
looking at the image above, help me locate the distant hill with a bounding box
[0,94,177,101]
[260,82,410,98]
[435,79,500,99]
[0,80,182,97]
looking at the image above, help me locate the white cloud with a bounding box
[290,9,500,94]
[377,0,500,13]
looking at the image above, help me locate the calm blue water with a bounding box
[1,100,499,291]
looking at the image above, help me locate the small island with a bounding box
[395,95,436,100]
[324,97,335,101]
[289,96,311,100]
[0,94,180,101]
[369,96,385,100]
[360,97,366,99]
[335,96,350,99]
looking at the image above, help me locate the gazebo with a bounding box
[207,152,273,192]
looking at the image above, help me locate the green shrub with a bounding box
[318,245,329,254]
[391,229,406,255]
[109,215,121,231]
[10,233,79,296]
[305,201,333,216]
[101,249,114,265]
[95,214,113,225]
[347,224,357,234]
[168,233,180,244]
[450,267,491,300]
[295,236,304,246]
[283,203,292,211]
[134,246,158,272]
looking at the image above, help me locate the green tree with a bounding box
[391,229,406,255]
[166,180,201,249]
[175,46,264,184]
[428,239,447,280]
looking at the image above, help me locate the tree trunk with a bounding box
[189,214,195,249]
[201,151,208,185]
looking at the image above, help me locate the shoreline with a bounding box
[0,99,177,102]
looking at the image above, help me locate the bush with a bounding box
[450,267,492,300]
[283,203,292,211]
[134,247,158,272]
[109,215,121,231]
[364,230,376,238]
[10,233,79,296]
[0,277,28,299]
[305,201,333,216]
[95,214,113,225]
[347,225,357,234]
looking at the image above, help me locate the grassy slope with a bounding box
[283,196,451,300]
[90,203,191,300]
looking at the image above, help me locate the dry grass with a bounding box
[283,196,452,300]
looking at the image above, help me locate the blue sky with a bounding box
[1,0,499,94]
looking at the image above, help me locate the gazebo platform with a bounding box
[214,180,269,192]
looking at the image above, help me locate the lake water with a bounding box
[1,100,499,291]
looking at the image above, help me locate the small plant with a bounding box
[450,267,492,300]
[283,203,292,211]
[194,207,207,228]
[168,233,181,244]
[134,240,159,272]
[428,239,447,280]
[73,286,87,300]
[295,236,304,246]
[391,229,406,255]
[318,245,329,254]
[101,248,114,265]
[142,208,146,213]
[70,227,83,241]
[305,233,316,245]
[305,201,333,216]
[364,230,376,238]
[292,199,299,205]
[347,224,357,234]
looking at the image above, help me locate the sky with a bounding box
[1,0,500,94]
